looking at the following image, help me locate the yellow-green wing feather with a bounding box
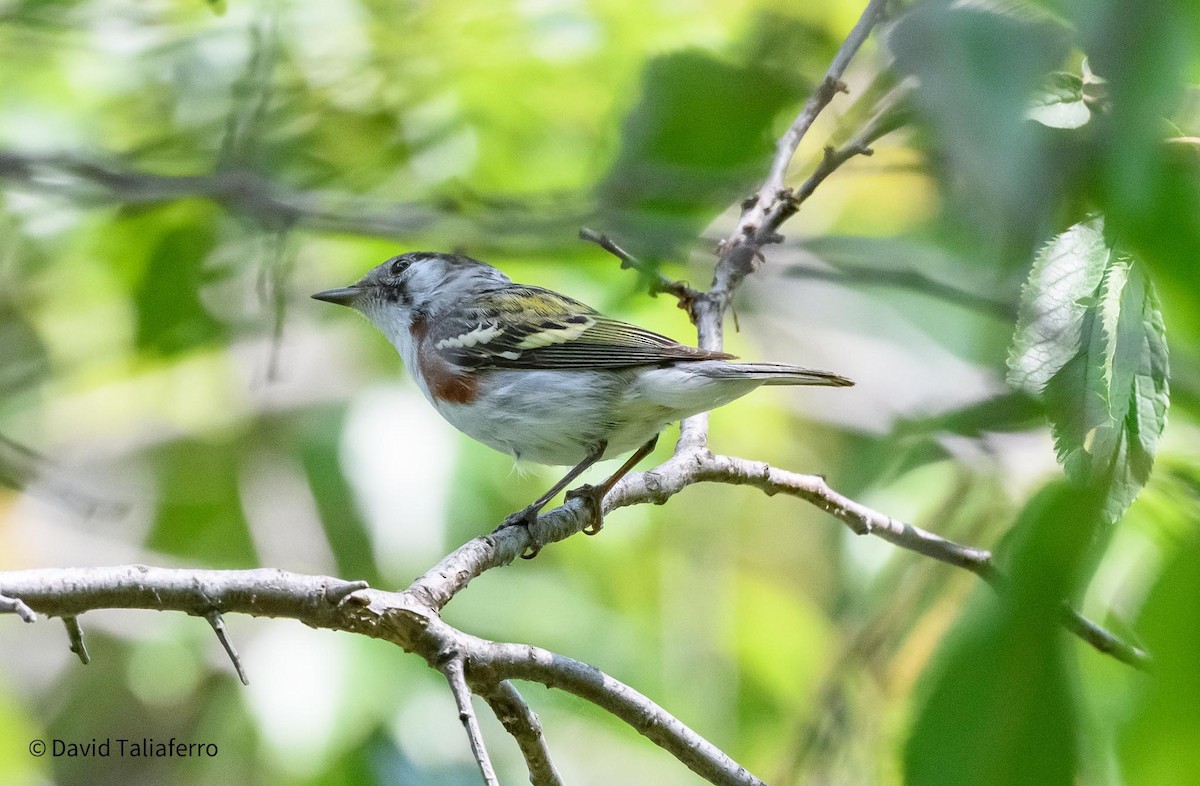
[430,285,733,369]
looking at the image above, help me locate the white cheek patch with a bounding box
[435,324,502,350]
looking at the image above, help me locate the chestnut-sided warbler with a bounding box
[314,252,852,547]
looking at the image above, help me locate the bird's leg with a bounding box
[569,435,658,536]
[497,442,608,557]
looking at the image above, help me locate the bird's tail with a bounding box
[701,362,854,387]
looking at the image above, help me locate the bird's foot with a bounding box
[495,505,544,559]
[566,484,606,536]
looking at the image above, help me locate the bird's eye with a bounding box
[389,258,412,276]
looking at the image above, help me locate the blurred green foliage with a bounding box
[1,0,1199,785]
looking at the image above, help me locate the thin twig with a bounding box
[579,227,700,314]
[709,0,891,304]
[678,0,891,451]
[442,655,500,786]
[475,642,767,786]
[206,611,250,686]
[480,681,565,786]
[0,592,36,622]
[1061,605,1147,668]
[62,616,89,664]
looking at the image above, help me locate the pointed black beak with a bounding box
[311,286,363,307]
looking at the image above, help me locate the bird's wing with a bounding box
[427,285,733,370]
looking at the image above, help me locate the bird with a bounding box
[313,251,852,554]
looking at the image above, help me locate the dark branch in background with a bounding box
[0,150,437,236]
[0,149,596,247]
[780,260,1016,320]
[0,434,127,519]
[218,9,281,170]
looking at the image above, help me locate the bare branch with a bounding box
[709,0,891,304]
[403,447,1146,669]
[62,616,89,664]
[474,643,766,786]
[442,654,499,786]
[0,567,769,786]
[479,681,564,786]
[677,0,892,451]
[206,611,249,686]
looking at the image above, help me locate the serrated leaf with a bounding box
[1007,217,1111,392]
[1009,217,1170,524]
[1027,72,1091,129]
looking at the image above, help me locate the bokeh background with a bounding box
[2,0,1199,784]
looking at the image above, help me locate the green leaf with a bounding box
[298,407,382,587]
[1119,527,1200,784]
[598,50,795,259]
[1008,217,1111,392]
[905,482,1101,786]
[0,303,49,396]
[100,202,227,358]
[887,0,1070,250]
[1008,217,1170,524]
[133,220,224,357]
[145,438,258,568]
[1027,72,1091,129]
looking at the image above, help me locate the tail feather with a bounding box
[703,362,854,387]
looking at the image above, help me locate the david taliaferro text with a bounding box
[51,738,218,757]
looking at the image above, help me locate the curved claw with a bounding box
[567,484,605,536]
[497,505,538,532]
[495,505,544,558]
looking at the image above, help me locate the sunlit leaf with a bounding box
[1007,217,1111,392]
[1008,216,1169,523]
[1027,72,1090,129]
